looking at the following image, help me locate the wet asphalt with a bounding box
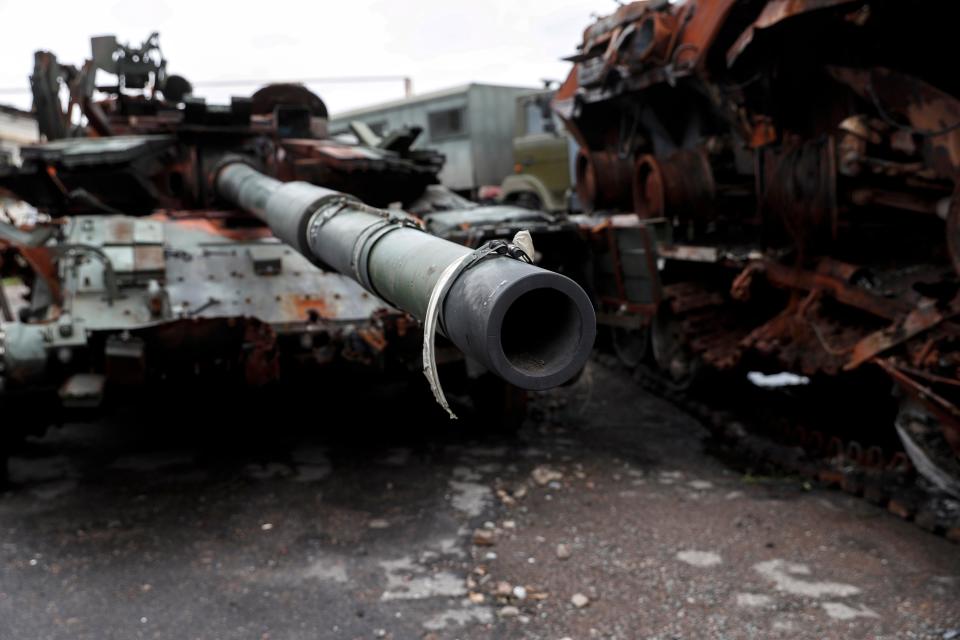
[0,362,958,639]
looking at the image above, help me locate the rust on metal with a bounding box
[633,149,716,220]
[726,0,860,67]
[575,149,634,212]
[560,0,960,487]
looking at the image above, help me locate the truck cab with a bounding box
[500,89,573,213]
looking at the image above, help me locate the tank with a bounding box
[555,0,960,494]
[0,34,595,463]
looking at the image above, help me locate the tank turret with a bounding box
[0,33,595,450]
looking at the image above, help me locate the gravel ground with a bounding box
[0,361,958,639]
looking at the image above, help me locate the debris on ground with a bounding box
[571,593,590,608]
[531,466,564,486]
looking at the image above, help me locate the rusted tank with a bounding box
[556,0,960,494]
[0,34,595,465]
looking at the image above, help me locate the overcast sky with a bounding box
[0,0,612,115]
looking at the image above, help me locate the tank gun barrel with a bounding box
[215,161,595,390]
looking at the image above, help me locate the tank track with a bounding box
[594,352,960,543]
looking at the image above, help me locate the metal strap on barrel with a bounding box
[308,196,359,232]
[350,213,423,296]
[422,235,534,419]
[308,198,423,298]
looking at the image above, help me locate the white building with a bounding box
[0,104,38,166]
[330,83,536,195]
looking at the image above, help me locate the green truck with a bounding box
[500,89,575,213]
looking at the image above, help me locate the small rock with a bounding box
[571,593,590,608]
[675,549,722,567]
[367,519,390,529]
[556,543,572,560]
[502,520,516,529]
[374,629,386,638]
[495,581,513,597]
[499,605,520,618]
[468,591,485,604]
[260,523,273,531]
[472,529,496,546]
[512,586,527,600]
[531,466,563,486]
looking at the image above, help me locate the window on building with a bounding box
[428,107,466,141]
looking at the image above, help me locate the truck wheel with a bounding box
[508,192,543,211]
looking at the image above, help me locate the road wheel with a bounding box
[468,373,528,435]
[650,309,702,392]
[612,325,649,369]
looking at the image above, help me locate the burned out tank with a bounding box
[556,1,960,495]
[0,34,595,463]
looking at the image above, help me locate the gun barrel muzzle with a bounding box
[215,161,595,390]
